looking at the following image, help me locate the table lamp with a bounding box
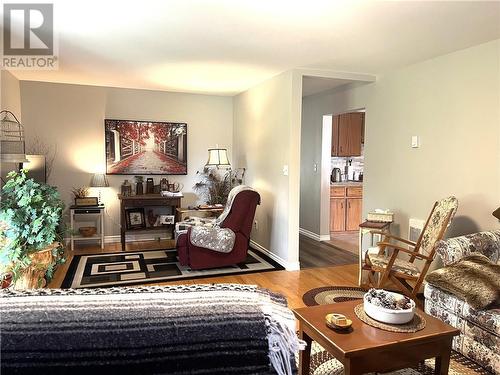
[205,148,231,168]
[90,173,109,204]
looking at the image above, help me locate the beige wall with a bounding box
[0,70,22,120]
[20,81,233,237]
[0,70,23,181]
[233,71,302,269]
[300,39,500,240]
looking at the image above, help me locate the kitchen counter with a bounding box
[331,181,363,186]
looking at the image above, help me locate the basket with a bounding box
[367,211,394,223]
[79,226,97,237]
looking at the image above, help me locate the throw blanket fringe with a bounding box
[260,292,307,375]
[267,319,307,375]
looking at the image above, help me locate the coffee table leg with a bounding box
[434,351,451,375]
[298,329,312,375]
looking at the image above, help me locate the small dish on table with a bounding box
[325,313,352,330]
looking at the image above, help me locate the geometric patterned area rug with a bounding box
[301,286,490,375]
[61,248,281,288]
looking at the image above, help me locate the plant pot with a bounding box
[1,272,12,289]
[13,242,60,289]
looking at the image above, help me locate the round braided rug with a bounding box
[302,286,366,306]
[354,303,426,333]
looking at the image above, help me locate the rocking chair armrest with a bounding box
[370,231,417,246]
[376,242,432,260]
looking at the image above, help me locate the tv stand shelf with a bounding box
[118,194,182,251]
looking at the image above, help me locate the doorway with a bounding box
[326,110,365,256]
[298,73,374,269]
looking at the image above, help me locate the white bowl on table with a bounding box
[363,290,416,324]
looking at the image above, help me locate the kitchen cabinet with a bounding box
[330,185,363,232]
[332,112,364,157]
[346,198,362,231]
[330,198,345,232]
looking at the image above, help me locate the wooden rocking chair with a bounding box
[363,196,458,299]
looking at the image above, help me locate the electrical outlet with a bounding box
[254,220,258,230]
[411,135,420,148]
[282,165,289,176]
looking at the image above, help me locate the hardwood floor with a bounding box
[49,239,359,309]
[325,232,359,255]
[299,234,358,269]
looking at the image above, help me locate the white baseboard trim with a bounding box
[249,240,300,271]
[299,228,330,242]
[65,233,173,246]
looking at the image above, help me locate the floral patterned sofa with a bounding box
[424,230,500,374]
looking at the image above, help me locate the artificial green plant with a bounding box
[0,170,65,282]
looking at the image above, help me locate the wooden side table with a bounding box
[118,194,182,251]
[175,207,224,222]
[358,221,391,286]
[69,205,105,251]
[294,300,459,375]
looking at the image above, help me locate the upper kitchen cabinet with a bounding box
[331,112,365,156]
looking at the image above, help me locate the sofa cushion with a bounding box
[425,301,499,351]
[367,253,420,277]
[425,253,500,309]
[424,283,500,337]
[436,230,500,266]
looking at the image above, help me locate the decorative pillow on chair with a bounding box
[425,253,500,310]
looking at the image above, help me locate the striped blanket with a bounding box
[1,284,304,375]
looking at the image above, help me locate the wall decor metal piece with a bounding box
[105,119,187,175]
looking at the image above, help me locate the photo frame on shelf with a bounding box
[125,208,146,230]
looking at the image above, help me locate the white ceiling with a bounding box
[302,76,352,97]
[9,0,500,96]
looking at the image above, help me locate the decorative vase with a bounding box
[160,178,168,191]
[146,178,154,194]
[121,180,132,197]
[136,181,143,195]
[13,242,59,289]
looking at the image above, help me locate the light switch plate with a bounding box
[283,165,289,176]
[411,135,420,148]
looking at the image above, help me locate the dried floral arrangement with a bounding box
[71,187,89,198]
[26,136,57,182]
[193,168,245,205]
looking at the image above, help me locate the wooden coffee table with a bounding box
[294,300,459,375]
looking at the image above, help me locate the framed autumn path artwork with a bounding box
[105,119,187,175]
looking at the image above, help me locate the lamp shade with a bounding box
[206,148,230,167]
[90,173,109,187]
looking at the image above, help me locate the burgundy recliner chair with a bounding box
[177,190,261,270]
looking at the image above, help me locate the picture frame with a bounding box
[105,119,187,175]
[159,215,175,225]
[126,208,146,230]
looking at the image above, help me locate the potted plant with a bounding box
[0,170,65,288]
